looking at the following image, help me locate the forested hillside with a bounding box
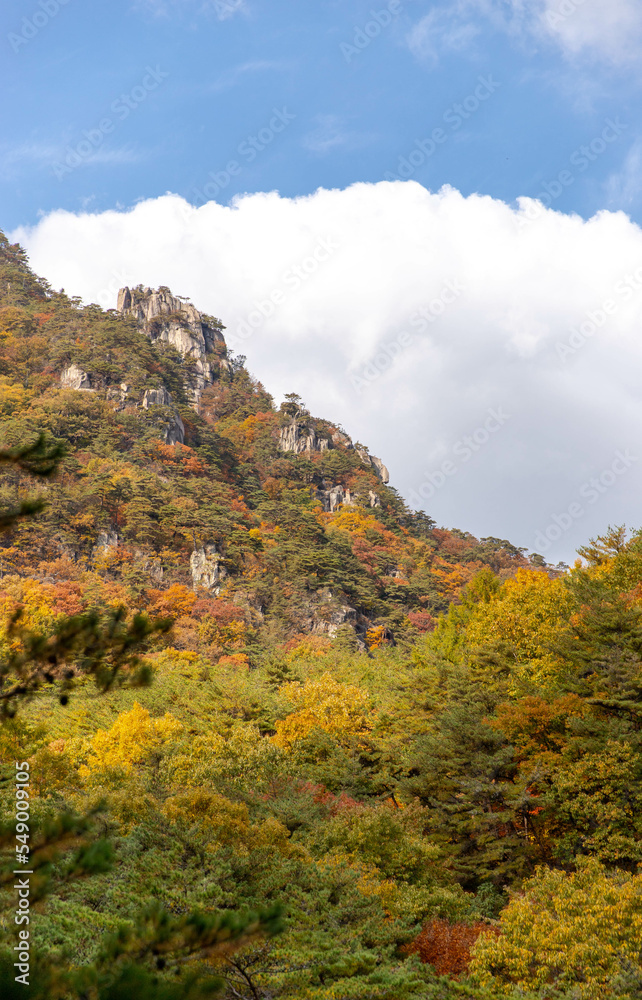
[1,230,642,999]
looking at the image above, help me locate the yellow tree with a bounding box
[272,673,373,751]
[79,701,182,778]
[464,568,573,683]
[470,858,642,998]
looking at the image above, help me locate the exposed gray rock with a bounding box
[190,544,227,593]
[95,530,119,550]
[147,558,164,585]
[278,418,330,455]
[314,481,383,513]
[60,363,93,391]
[331,429,353,449]
[315,483,354,513]
[117,285,227,409]
[142,387,185,445]
[142,386,173,408]
[370,456,390,484]
[356,447,389,484]
[92,530,119,562]
[308,587,358,637]
[106,382,130,409]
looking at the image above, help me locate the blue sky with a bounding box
[2,0,642,231]
[6,0,642,563]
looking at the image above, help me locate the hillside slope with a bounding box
[0,231,536,658]
[4,233,641,1000]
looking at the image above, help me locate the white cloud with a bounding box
[408,0,642,66]
[537,0,642,63]
[11,182,642,562]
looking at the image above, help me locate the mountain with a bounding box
[3,231,641,1000]
[0,231,535,657]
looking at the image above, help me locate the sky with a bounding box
[3,0,642,563]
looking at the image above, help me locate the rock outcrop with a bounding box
[190,544,227,593]
[301,587,369,649]
[316,483,352,513]
[142,387,185,445]
[60,363,93,391]
[94,529,119,552]
[278,417,330,455]
[356,448,390,484]
[314,483,381,512]
[309,587,359,636]
[117,285,228,408]
[278,416,389,486]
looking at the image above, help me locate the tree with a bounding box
[0,429,283,998]
[470,858,642,998]
[280,392,304,418]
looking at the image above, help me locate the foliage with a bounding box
[2,236,642,997]
[470,858,642,998]
[405,918,494,977]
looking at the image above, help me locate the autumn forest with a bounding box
[0,230,641,999]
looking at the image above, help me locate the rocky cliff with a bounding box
[278,413,389,483]
[117,285,228,408]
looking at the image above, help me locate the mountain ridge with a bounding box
[0,230,540,653]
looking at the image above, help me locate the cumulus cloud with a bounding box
[409,0,642,66]
[11,182,642,562]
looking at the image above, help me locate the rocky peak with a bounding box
[117,285,228,408]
